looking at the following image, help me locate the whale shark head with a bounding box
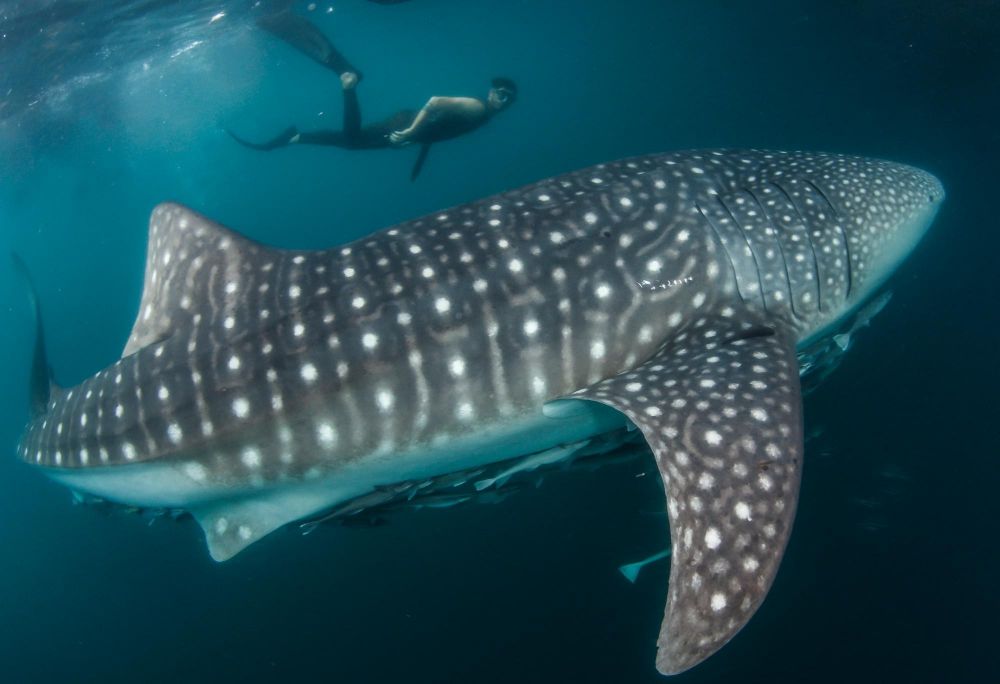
[837,160,944,307]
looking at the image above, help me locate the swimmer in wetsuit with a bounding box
[230,75,517,181]
[231,9,517,180]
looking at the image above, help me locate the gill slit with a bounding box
[805,178,853,300]
[696,202,746,306]
[718,195,769,314]
[771,181,824,313]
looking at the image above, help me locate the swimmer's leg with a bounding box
[227,126,300,151]
[293,130,352,147]
[343,87,362,138]
[231,126,354,149]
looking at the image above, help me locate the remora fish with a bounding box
[16,149,943,674]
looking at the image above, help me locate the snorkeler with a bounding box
[233,8,517,180]
[229,75,517,180]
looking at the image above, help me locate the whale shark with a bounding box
[15,149,943,674]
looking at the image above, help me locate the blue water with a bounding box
[1,1,997,681]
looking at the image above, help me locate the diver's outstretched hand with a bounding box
[227,126,300,151]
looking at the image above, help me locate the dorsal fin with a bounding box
[123,203,304,357]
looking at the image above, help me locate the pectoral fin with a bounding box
[568,312,804,674]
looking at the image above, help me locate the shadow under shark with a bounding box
[16,148,943,675]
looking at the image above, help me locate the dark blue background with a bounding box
[0,1,996,682]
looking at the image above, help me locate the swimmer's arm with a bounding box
[390,97,485,144]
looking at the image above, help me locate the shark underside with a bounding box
[16,148,943,674]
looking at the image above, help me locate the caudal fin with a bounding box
[10,252,53,417]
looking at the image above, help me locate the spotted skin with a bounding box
[16,149,943,675]
[572,314,802,673]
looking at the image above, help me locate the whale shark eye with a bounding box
[928,194,936,202]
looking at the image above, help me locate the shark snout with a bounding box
[893,162,944,247]
[897,164,944,248]
[926,172,946,206]
[846,162,944,303]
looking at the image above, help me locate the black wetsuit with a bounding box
[296,90,417,150]
[229,85,494,180]
[227,88,490,180]
[237,7,493,179]
[229,87,422,165]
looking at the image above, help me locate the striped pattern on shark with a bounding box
[16,148,943,674]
